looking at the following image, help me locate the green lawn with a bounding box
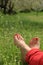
[0,12,43,65]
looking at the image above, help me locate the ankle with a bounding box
[22,44,31,53]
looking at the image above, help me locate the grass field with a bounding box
[0,12,43,65]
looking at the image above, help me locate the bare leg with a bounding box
[21,37,40,61]
[14,34,40,63]
[14,34,31,57]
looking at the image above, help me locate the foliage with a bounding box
[0,0,43,14]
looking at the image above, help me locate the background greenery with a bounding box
[0,0,43,14]
[0,12,43,65]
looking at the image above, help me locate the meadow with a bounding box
[0,12,43,65]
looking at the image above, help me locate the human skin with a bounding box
[14,34,40,61]
[14,34,43,65]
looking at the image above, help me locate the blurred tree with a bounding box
[0,0,43,14]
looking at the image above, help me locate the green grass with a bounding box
[0,12,43,65]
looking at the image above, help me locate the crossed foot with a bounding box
[14,34,40,62]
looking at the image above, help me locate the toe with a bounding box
[29,37,40,46]
[14,33,24,40]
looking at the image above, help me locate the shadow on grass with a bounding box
[20,61,28,65]
[19,19,43,31]
[0,19,43,32]
[0,60,4,65]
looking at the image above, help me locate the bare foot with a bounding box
[29,37,40,49]
[14,33,31,64]
[21,37,40,62]
[14,34,40,63]
[14,33,31,51]
[14,34,25,48]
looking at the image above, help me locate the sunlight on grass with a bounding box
[0,12,43,65]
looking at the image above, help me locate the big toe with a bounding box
[29,37,40,46]
[14,33,24,40]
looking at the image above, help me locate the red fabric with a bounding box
[25,49,43,65]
